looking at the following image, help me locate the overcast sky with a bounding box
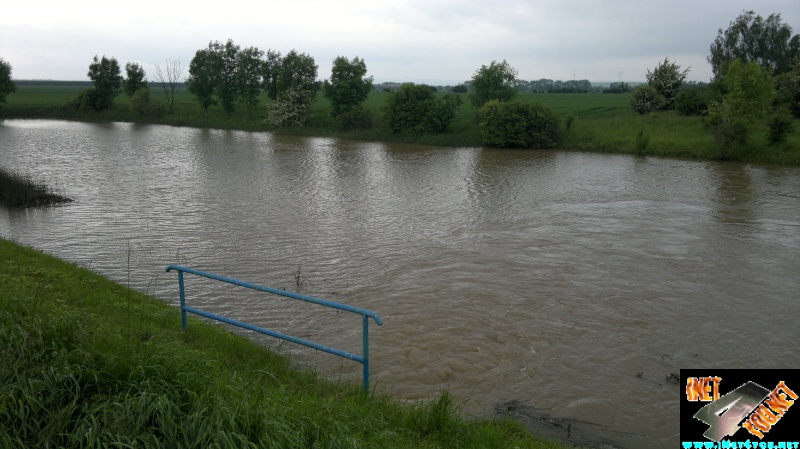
[2,0,798,85]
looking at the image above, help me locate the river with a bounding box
[1,119,799,448]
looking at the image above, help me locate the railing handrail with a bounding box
[165,264,382,392]
[166,264,382,325]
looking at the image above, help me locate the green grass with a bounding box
[0,238,566,449]
[2,83,798,164]
[0,167,71,208]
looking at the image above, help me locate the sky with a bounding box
[2,0,799,85]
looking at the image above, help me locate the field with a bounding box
[2,82,799,165]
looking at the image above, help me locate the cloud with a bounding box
[1,0,798,83]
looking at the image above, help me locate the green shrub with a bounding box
[337,107,375,131]
[630,85,665,115]
[478,100,560,148]
[564,113,576,130]
[774,61,800,118]
[704,101,749,153]
[675,87,715,116]
[766,112,794,144]
[130,87,151,114]
[383,83,462,134]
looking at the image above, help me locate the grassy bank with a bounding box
[0,238,565,448]
[2,82,798,165]
[0,167,71,208]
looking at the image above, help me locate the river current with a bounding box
[2,119,799,448]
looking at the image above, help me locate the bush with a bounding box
[478,100,560,149]
[704,101,749,152]
[766,112,794,144]
[384,83,462,134]
[451,84,468,93]
[265,87,315,127]
[130,87,151,114]
[337,107,375,131]
[675,87,715,116]
[65,88,100,111]
[774,61,800,118]
[630,85,666,115]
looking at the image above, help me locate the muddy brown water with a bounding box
[2,120,798,448]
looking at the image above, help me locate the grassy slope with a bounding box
[0,238,565,449]
[2,83,798,164]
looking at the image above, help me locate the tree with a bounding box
[478,100,560,148]
[704,60,774,150]
[154,59,184,114]
[267,50,318,126]
[0,58,16,106]
[471,60,517,107]
[187,47,219,112]
[85,55,123,111]
[774,60,800,118]
[384,83,462,134]
[709,10,800,79]
[262,50,282,100]
[187,40,242,115]
[123,62,147,98]
[602,81,632,94]
[213,40,241,115]
[237,46,265,116]
[629,58,689,114]
[645,57,689,110]
[275,50,318,99]
[322,56,374,118]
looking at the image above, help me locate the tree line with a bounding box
[628,10,799,151]
[1,9,797,151]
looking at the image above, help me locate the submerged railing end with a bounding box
[165,263,382,393]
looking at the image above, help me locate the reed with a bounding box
[0,167,71,208]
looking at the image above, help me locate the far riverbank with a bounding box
[2,82,798,165]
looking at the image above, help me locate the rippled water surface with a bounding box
[2,120,799,448]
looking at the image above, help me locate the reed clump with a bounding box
[0,167,72,208]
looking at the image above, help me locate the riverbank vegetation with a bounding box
[0,167,71,208]
[0,238,565,448]
[1,10,798,164]
[3,82,798,164]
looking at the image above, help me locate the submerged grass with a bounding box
[0,167,72,208]
[2,83,798,164]
[0,238,566,449]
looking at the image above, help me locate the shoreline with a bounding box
[2,85,798,166]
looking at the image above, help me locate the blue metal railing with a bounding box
[165,264,383,392]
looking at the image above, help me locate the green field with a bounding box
[0,237,567,448]
[2,82,799,165]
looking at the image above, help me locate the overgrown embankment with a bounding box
[0,238,565,449]
[2,83,798,165]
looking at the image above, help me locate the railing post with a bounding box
[178,270,188,332]
[362,313,370,393]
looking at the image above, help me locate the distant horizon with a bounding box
[9,77,653,87]
[3,0,796,86]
